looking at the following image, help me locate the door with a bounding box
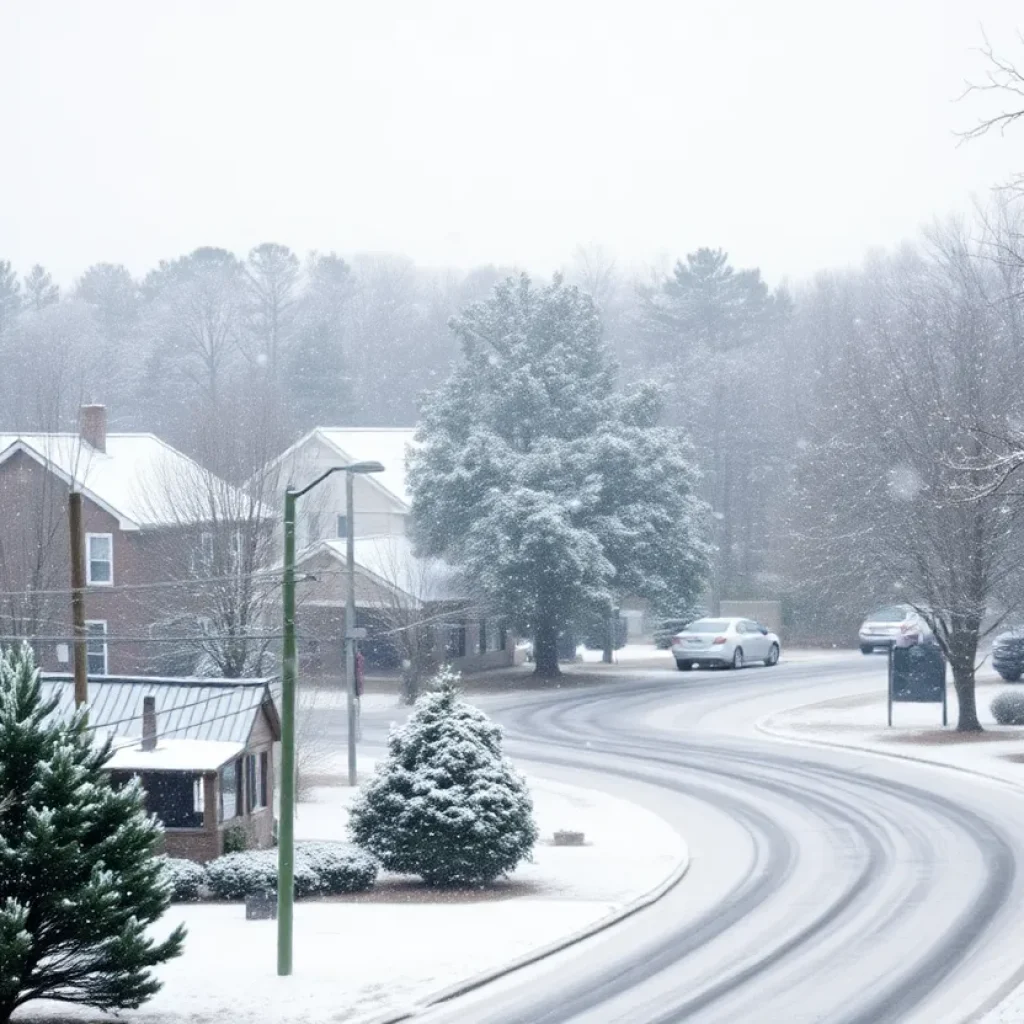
[742,620,768,659]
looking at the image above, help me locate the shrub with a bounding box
[297,843,378,894]
[205,850,318,900]
[159,857,205,902]
[991,690,1024,725]
[349,678,537,886]
[223,825,249,854]
[204,846,375,900]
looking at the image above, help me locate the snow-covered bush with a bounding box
[991,690,1024,725]
[205,846,376,900]
[298,843,378,894]
[205,850,318,900]
[159,857,206,902]
[422,663,461,694]
[349,682,537,886]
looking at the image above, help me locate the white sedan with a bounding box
[670,617,781,671]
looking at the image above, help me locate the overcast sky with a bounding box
[2,0,1022,288]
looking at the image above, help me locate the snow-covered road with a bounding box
[383,654,1024,1024]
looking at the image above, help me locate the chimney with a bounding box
[79,404,107,453]
[141,696,157,751]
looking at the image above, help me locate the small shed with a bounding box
[41,674,281,863]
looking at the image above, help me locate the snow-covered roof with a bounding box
[299,534,467,604]
[0,432,253,531]
[40,674,280,745]
[268,427,416,509]
[108,737,245,773]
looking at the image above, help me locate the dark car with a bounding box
[993,631,1024,682]
[653,618,693,649]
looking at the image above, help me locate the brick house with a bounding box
[263,427,516,676]
[42,674,280,863]
[0,405,261,677]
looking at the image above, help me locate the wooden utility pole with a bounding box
[69,491,88,706]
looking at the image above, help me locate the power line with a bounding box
[83,685,262,733]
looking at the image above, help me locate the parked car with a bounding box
[992,631,1024,682]
[653,618,693,649]
[858,605,931,653]
[669,617,781,671]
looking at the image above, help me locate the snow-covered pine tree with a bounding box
[408,273,709,676]
[348,678,537,885]
[0,645,185,1023]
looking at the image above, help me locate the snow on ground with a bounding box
[760,666,1024,786]
[760,666,1024,1023]
[16,770,684,1024]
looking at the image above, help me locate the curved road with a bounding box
[358,654,1024,1024]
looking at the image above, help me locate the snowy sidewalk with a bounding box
[15,769,686,1024]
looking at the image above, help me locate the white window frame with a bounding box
[86,533,113,586]
[85,620,108,676]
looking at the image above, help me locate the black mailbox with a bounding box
[888,644,947,725]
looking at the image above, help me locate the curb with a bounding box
[364,835,691,1024]
[754,696,1024,796]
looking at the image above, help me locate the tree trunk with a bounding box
[533,620,561,678]
[949,627,982,732]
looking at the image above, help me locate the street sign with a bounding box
[346,627,367,640]
[888,644,947,726]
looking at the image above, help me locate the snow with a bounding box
[757,668,1024,1024]
[14,768,685,1024]
[107,738,244,772]
[301,534,465,602]
[0,432,255,529]
[315,428,416,508]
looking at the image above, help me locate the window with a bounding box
[86,533,113,585]
[86,621,107,675]
[259,751,268,808]
[132,772,204,829]
[219,759,240,821]
[478,619,487,654]
[336,514,349,539]
[245,752,266,812]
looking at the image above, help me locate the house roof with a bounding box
[0,433,254,531]
[268,427,416,510]
[108,738,245,773]
[298,534,467,604]
[40,674,280,746]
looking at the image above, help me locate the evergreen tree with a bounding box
[638,248,788,606]
[22,265,59,311]
[0,261,20,337]
[287,251,352,428]
[0,645,184,1022]
[409,274,708,676]
[349,678,537,885]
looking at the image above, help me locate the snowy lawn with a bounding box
[760,668,1024,788]
[14,773,685,1024]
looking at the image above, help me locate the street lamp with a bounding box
[277,459,384,978]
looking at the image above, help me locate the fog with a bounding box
[2,0,1021,284]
